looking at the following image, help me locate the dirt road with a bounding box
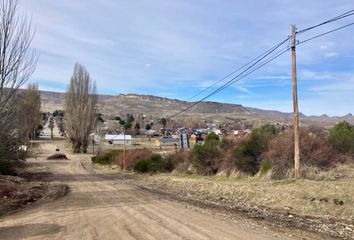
[0,127,318,240]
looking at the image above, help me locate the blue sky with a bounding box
[19,0,354,116]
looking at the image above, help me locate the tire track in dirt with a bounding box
[0,133,324,240]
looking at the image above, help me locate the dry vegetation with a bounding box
[126,164,354,239]
[135,165,354,220]
[92,121,354,238]
[0,163,67,216]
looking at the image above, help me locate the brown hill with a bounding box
[40,91,354,127]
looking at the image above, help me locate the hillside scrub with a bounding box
[262,127,345,179]
[233,124,278,175]
[94,124,353,179]
[168,124,351,179]
[134,154,173,173]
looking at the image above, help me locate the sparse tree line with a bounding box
[0,0,41,171]
[0,0,99,176]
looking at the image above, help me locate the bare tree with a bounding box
[17,83,41,142]
[64,63,97,153]
[48,115,54,139]
[0,0,37,138]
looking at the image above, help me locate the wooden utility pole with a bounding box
[291,25,301,178]
[123,128,126,170]
[92,137,95,157]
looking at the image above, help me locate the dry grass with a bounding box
[138,163,354,221]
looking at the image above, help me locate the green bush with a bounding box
[191,132,221,175]
[329,121,354,154]
[205,132,220,142]
[261,159,271,173]
[92,150,123,165]
[134,154,172,173]
[134,158,151,173]
[234,124,277,175]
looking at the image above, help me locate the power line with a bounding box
[298,22,354,45]
[297,9,354,34]
[163,37,289,117]
[183,9,354,106]
[169,45,291,118]
[168,10,354,119]
[184,38,290,102]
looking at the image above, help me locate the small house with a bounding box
[105,134,132,145]
[155,137,178,147]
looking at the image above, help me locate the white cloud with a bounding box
[17,0,354,115]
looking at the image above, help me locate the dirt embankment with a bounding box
[0,163,68,216]
[116,173,354,240]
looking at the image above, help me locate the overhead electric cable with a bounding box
[184,37,290,102]
[297,9,354,34]
[169,45,291,118]
[168,9,354,119]
[298,22,354,45]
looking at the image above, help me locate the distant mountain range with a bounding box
[40,90,354,127]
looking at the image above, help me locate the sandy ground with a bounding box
[0,125,321,240]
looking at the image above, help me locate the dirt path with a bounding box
[0,126,323,240]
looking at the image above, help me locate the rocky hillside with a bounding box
[40,91,354,126]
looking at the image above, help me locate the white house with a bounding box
[105,134,132,145]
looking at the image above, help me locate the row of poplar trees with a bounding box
[0,0,97,155]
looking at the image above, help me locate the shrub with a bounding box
[217,138,237,173]
[134,154,172,173]
[329,121,354,154]
[0,137,27,161]
[116,149,153,170]
[134,158,151,173]
[92,150,123,165]
[191,133,221,175]
[233,124,277,175]
[165,152,185,168]
[205,132,220,142]
[166,151,192,173]
[263,127,339,179]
